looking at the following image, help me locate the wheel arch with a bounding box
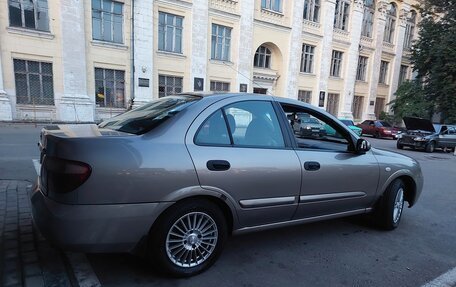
[379,174,418,208]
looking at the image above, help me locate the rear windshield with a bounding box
[379,121,392,127]
[99,96,200,134]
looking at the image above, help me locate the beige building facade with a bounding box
[0,0,419,122]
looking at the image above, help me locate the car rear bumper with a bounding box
[30,183,173,253]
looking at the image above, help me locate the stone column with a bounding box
[285,0,305,99]
[314,0,337,107]
[236,0,255,92]
[0,42,13,121]
[388,5,410,105]
[58,0,93,122]
[364,0,388,120]
[339,0,364,119]
[133,0,154,107]
[191,0,209,91]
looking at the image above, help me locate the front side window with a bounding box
[261,0,282,12]
[95,68,125,108]
[334,0,350,31]
[282,104,350,152]
[303,0,320,22]
[384,3,396,43]
[330,50,343,77]
[361,0,374,37]
[356,56,368,81]
[210,81,230,92]
[211,24,231,61]
[159,75,183,98]
[298,90,312,103]
[14,59,54,105]
[254,46,272,68]
[379,60,389,84]
[9,0,49,31]
[92,0,123,43]
[404,10,416,49]
[300,44,315,73]
[158,12,183,53]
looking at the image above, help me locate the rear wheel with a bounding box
[373,179,405,230]
[425,141,435,153]
[148,199,227,277]
[374,131,380,138]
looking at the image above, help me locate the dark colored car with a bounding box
[292,113,326,137]
[397,117,456,153]
[32,93,423,277]
[357,120,401,139]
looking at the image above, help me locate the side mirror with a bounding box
[356,138,371,153]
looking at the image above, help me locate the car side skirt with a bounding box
[233,208,372,235]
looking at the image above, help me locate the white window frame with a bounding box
[158,75,183,98]
[94,68,126,108]
[300,44,315,73]
[8,0,49,31]
[334,0,350,31]
[92,0,124,43]
[383,3,396,44]
[361,0,374,37]
[211,24,232,61]
[330,50,343,77]
[404,11,416,49]
[254,46,272,68]
[158,12,183,53]
[261,0,282,13]
[303,0,320,22]
[210,81,230,92]
[298,90,312,103]
[379,61,389,84]
[356,56,368,81]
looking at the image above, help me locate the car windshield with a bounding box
[301,117,320,124]
[379,121,392,127]
[99,95,200,134]
[340,119,354,126]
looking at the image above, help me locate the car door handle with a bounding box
[304,161,320,171]
[207,160,231,171]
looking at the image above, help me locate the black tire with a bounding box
[396,141,404,149]
[148,199,227,277]
[425,141,435,153]
[374,132,380,138]
[373,179,406,230]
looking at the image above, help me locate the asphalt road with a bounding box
[1,124,455,286]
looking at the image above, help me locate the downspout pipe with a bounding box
[129,0,135,110]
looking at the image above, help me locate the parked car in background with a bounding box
[292,113,326,138]
[397,117,456,153]
[32,93,423,277]
[339,119,363,136]
[357,120,401,139]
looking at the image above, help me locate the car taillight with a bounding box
[41,156,92,194]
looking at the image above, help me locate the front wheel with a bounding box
[373,179,406,230]
[396,141,404,149]
[148,199,228,277]
[425,141,435,153]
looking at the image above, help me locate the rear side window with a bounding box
[194,101,285,148]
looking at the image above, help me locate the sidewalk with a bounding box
[0,180,72,287]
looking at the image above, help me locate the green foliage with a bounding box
[406,0,456,123]
[388,80,433,122]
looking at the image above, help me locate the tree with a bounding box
[407,0,456,123]
[388,80,433,123]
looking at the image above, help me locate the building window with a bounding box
[211,24,231,61]
[261,0,282,12]
[352,96,364,120]
[399,65,408,84]
[210,81,230,92]
[334,0,350,31]
[361,0,374,37]
[330,50,343,77]
[379,61,389,84]
[327,93,340,116]
[95,68,125,108]
[404,10,416,49]
[300,44,315,73]
[159,75,183,98]
[158,12,183,53]
[356,56,368,81]
[92,0,123,43]
[14,59,54,106]
[298,90,312,103]
[374,97,385,118]
[384,3,396,44]
[303,0,320,22]
[8,0,49,31]
[254,46,272,68]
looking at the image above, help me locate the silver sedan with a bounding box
[31,93,423,277]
